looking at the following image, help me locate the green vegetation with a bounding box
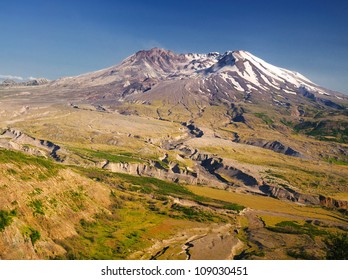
[254,113,274,125]
[79,168,245,213]
[222,203,245,212]
[22,226,41,245]
[29,188,43,197]
[264,169,289,181]
[294,120,348,143]
[28,199,45,216]
[116,173,194,197]
[29,229,41,245]
[266,221,326,238]
[56,207,159,260]
[280,118,293,127]
[64,186,87,212]
[0,148,55,169]
[56,215,122,259]
[1,142,343,260]
[79,168,194,198]
[187,185,344,222]
[6,168,18,175]
[48,197,58,207]
[324,232,348,260]
[0,209,17,231]
[110,190,124,210]
[324,157,348,166]
[0,149,63,180]
[170,204,218,222]
[70,147,145,164]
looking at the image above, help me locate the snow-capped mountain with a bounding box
[51,48,347,107]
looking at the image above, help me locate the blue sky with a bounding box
[0,0,347,93]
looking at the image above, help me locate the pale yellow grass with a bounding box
[187,185,345,223]
[259,215,303,227]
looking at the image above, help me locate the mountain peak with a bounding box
[135,47,174,57]
[125,48,187,75]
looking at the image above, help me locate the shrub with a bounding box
[325,232,348,260]
[0,209,17,231]
[28,199,45,216]
[29,229,41,245]
[223,203,245,212]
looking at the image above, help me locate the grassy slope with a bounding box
[187,185,345,223]
[0,149,236,259]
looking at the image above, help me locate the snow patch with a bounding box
[283,89,297,95]
[227,77,244,91]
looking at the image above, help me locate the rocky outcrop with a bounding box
[0,128,64,161]
[259,185,297,202]
[319,195,348,210]
[102,161,203,185]
[159,153,169,163]
[122,78,157,96]
[258,184,348,210]
[259,184,321,205]
[201,157,223,173]
[190,151,209,161]
[217,165,258,186]
[198,157,258,186]
[239,139,303,157]
[295,193,321,205]
[175,145,260,188]
[100,148,261,189]
[182,122,204,138]
[229,105,246,123]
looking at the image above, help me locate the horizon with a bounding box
[1,0,347,93]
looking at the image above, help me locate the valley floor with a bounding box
[0,91,347,260]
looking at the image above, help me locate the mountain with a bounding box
[0,77,50,87]
[49,48,348,146]
[25,78,50,86]
[1,79,17,86]
[51,48,347,108]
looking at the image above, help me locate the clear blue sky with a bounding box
[1,0,347,93]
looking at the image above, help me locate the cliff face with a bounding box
[102,161,225,187]
[0,128,64,161]
[319,195,348,210]
[259,185,348,210]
